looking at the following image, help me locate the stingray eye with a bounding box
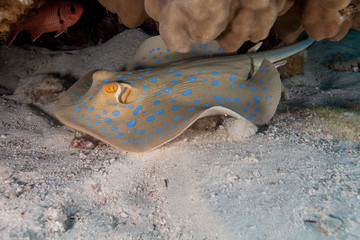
[70,4,76,13]
[105,84,118,93]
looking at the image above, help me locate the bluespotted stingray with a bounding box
[55,36,314,152]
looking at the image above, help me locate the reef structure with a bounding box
[99,0,360,52]
[0,0,46,33]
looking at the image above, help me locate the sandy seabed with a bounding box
[0,29,359,239]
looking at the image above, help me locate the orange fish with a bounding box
[7,1,83,46]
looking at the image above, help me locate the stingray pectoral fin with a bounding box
[244,58,281,125]
[128,35,234,70]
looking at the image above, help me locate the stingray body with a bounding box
[55,37,314,152]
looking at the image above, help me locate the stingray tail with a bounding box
[249,38,314,68]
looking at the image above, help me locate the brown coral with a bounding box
[274,0,360,43]
[99,0,360,53]
[0,0,46,33]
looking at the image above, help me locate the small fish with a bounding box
[55,36,314,153]
[7,1,83,46]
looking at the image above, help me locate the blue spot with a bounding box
[165,55,170,59]
[104,118,112,123]
[154,91,161,96]
[112,110,120,116]
[194,99,200,103]
[212,71,219,75]
[204,104,211,107]
[255,108,260,112]
[103,78,109,83]
[252,87,257,92]
[146,116,155,122]
[261,81,265,84]
[229,75,235,81]
[127,120,136,127]
[139,130,145,134]
[156,128,161,132]
[128,81,135,84]
[133,105,143,116]
[103,110,108,114]
[213,95,222,100]
[171,97,176,102]
[269,95,273,98]
[174,116,180,121]
[269,103,273,105]
[224,97,231,101]
[188,107,195,111]
[168,70,174,73]
[255,99,260,103]
[113,103,117,105]
[154,100,160,105]
[218,101,225,104]
[87,124,93,127]
[80,115,84,118]
[116,133,124,137]
[198,70,203,74]
[235,70,239,74]
[86,116,90,119]
[261,69,264,73]
[156,60,161,63]
[266,69,269,72]
[106,99,110,103]
[144,85,149,90]
[203,78,208,82]
[234,98,240,103]
[240,84,245,88]
[156,109,164,115]
[172,105,179,111]
[137,77,143,80]
[125,140,129,143]
[249,82,254,86]
[175,72,182,76]
[182,90,192,96]
[247,101,250,106]
[150,77,157,83]
[95,120,101,124]
[188,76,197,82]
[231,84,236,88]
[212,80,219,85]
[88,107,94,112]
[164,87,172,93]
[170,79,178,83]
[152,56,156,59]
[95,114,100,118]
[268,77,272,81]
[101,128,107,131]
[110,126,118,130]
[243,108,248,112]
[147,133,153,137]
[263,87,268,90]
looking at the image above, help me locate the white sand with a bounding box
[0,29,359,239]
